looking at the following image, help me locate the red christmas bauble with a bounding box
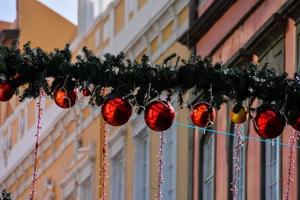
[53,88,77,109]
[101,97,132,126]
[144,101,175,132]
[0,82,14,101]
[254,106,286,139]
[190,102,216,127]
[82,87,91,96]
[289,116,300,132]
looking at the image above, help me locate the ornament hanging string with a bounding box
[155,131,166,200]
[283,130,299,200]
[29,91,44,200]
[231,124,243,200]
[99,122,109,200]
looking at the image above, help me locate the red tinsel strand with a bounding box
[29,91,44,200]
[155,131,166,200]
[283,130,299,200]
[99,122,109,200]
[231,124,243,200]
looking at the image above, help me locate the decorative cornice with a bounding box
[225,13,286,67]
[244,13,286,56]
[279,0,300,23]
[179,0,237,48]
[208,0,264,57]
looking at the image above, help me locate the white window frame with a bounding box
[111,151,125,200]
[265,137,281,200]
[110,132,125,200]
[60,153,95,200]
[79,175,93,200]
[161,124,177,200]
[134,128,150,200]
[203,133,215,200]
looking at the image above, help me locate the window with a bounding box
[111,151,125,200]
[264,138,281,200]
[201,133,215,200]
[80,176,93,199]
[65,194,76,200]
[161,124,177,200]
[256,35,283,200]
[134,129,149,200]
[258,38,284,73]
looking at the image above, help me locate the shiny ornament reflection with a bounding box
[144,101,175,132]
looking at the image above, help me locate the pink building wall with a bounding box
[188,0,300,199]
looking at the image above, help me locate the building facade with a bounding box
[0,0,191,200]
[181,0,300,199]
[71,0,191,199]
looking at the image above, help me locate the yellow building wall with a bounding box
[11,113,102,200]
[2,1,190,200]
[162,20,175,43]
[112,42,190,200]
[150,42,190,200]
[114,0,125,35]
[18,0,77,51]
[138,0,148,9]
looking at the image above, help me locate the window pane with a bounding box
[162,125,177,200]
[265,138,280,200]
[203,135,214,200]
[112,152,125,200]
[135,133,149,200]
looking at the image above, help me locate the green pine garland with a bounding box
[0,42,299,121]
[0,190,13,200]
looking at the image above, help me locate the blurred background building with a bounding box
[180,0,300,200]
[0,0,190,199]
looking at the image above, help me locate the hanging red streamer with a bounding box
[283,130,299,200]
[231,124,243,200]
[155,131,166,200]
[29,92,44,200]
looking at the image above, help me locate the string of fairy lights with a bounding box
[29,93,44,200]
[24,98,299,200]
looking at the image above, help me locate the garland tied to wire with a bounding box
[1,43,300,135]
